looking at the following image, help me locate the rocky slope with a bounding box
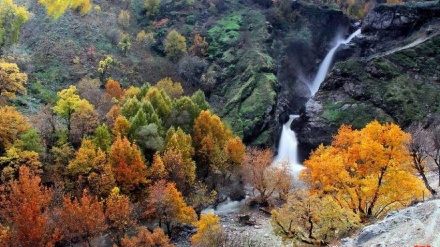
[296,1,440,148]
[341,199,440,247]
[6,0,355,148]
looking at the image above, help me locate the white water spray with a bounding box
[309,29,361,96]
[201,197,248,215]
[274,29,361,174]
[272,115,304,175]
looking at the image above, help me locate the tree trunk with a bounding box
[166,222,172,237]
[419,170,437,195]
[438,170,440,187]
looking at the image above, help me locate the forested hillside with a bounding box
[1,0,440,246]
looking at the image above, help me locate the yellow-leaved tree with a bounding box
[164,30,187,62]
[38,0,92,19]
[0,0,29,48]
[271,189,360,246]
[301,121,427,219]
[191,213,226,247]
[0,62,27,105]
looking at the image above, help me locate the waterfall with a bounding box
[272,115,304,175]
[309,29,361,96]
[273,29,361,174]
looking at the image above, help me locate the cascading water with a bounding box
[274,29,361,174]
[272,115,304,175]
[309,29,361,96]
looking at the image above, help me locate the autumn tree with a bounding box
[144,0,160,19]
[186,182,217,218]
[70,100,99,146]
[193,110,245,182]
[0,106,30,154]
[149,152,166,182]
[108,136,148,193]
[191,213,226,247]
[56,191,107,247]
[118,10,130,28]
[67,139,115,196]
[189,33,208,57]
[301,121,427,219]
[68,139,99,177]
[120,226,174,247]
[136,30,155,48]
[162,149,190,194]
[105,187,136,246]
[0,147,42,182]
[38,0,92,19]
[144,180,196,236]
[0,62,27,104]
[87,149,116,198]
[242,148,293,205]
[106,104,121,129]
[118,34,132,56]
[163,127,196,193]
[408,125,436,195]
[112,116,131,137]
[97,56,113,82]
[164,30,187,62]
[105,79,125,101]
[156,77,184,99]
[0,166,58,247]
[53,85,91,136]
[271,190,361,245]
[0,0,29,47]
[50,143,75,186]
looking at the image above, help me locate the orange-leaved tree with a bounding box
[105,187,136,246]
[56,190,107,247]
[105,79,125,101]
[193,110,245,181]
[242,148,293,205]
[301,121,427,219]
[144,180,196,236]
[0,166,58,247]
[120,226,174,247]
[108,136,148,193]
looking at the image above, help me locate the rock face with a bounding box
[210,1,351,147]
[297,1,440,148]
[341,199,440,247]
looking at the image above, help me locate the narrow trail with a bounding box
[366,30,440,61]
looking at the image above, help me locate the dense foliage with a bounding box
[0,0,436,246]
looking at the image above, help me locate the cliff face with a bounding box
[296,1,440,148]
[209,1,351,147]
